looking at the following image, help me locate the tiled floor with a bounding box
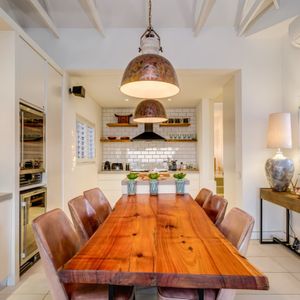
[0,240,299,299]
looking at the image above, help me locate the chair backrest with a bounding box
[32,209,80,300]
[68,195,100,245]
[202,195,228,226]
[215,207,255,300]
[83,188,112,223]
[218,207,255,256]
[195,188,213,207]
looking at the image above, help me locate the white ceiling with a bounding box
[0,0,238,29]
[70,69,234,108]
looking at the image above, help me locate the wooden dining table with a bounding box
[59,193,269,299]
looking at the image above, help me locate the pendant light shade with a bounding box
[120,54,179,99]
[133,99,168,123]
[120,0,179,99]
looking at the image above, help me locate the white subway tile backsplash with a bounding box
[101,108,197,168]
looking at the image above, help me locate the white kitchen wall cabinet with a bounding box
[46,65,63,210]
[16,37,46,109]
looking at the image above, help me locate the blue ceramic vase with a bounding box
[127,180,137,195]
[176,179,185,194]
[149,180,158,195]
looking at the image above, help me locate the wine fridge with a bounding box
[20,187,47,274]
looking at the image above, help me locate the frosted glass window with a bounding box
[76,117,95,162]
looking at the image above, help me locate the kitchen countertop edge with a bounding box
[99,170,200,175]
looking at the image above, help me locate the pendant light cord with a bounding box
[148,0,152,29]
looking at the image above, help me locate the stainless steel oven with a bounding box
[20,187,46,274]
[20,103,45,187]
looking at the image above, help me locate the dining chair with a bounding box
[84,188,112,224]
[194,188,213,207]
[68,195,100,246]
[202,195,228,226]
[158,207,255,300]
[32,208,134,300]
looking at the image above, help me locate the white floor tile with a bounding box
[0,295,45,300]
[248,257,287,272]
[272,256,300,273]
[237,273,300,295]
[247,241,292,257]
[42,294,52,300]
[291,273,300,282]
[235,295,300,300]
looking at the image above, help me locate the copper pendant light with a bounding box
[133,99,168,123]
[120,0,179,99]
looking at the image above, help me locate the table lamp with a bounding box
[265,112,294,192]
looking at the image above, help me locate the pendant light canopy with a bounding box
[133,99,167,123]
[120,0,179,99]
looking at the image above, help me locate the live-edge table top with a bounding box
[59,193,268,290]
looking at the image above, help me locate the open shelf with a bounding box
[159,123,191,127]
[100,138,132,143]
[100,139,197,143]
[106,123,138,127]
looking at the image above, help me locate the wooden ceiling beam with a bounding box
[237,0,275,36]
[194,0,216,37]
[29,0,59,38]
[82,0,105,37]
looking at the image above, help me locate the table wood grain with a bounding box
[59,194,269,290]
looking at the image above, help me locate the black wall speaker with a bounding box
[69,86,85,98]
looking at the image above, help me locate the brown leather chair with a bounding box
[194,188,213,207]
[202,195,228,226]
[84,188,112,224]
[32,208,134,300]
[68,196,100,246]
[158,207,255,300]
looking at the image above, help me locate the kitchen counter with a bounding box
[98,171,200,206]
[98,170,200,174]
[0,193,12,202]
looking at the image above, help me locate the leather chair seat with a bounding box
[66,284,134,300]
[158,287,218,300]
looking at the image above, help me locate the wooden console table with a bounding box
[260,188,300,256]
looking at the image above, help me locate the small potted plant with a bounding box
[127,172,139,195]
[173,173,187,194]
[148,172,160,195]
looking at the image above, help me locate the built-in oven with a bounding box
[19,103,45,187]
[20,187,46,274]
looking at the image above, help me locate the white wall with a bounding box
[63,76,101,212]
[282,34,300,238]
[0,31,17,284]
[223,76,237,210]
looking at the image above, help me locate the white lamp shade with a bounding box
[267,112,292,149]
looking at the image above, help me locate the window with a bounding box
[76,116,95,162]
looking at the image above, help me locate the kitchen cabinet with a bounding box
[46,65,63,210]
[16,37,46,109]
[98,173,125,207]
[0,196,12,283]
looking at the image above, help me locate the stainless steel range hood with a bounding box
[132,123,165,141]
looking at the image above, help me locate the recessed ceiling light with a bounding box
[124,99,129,102]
